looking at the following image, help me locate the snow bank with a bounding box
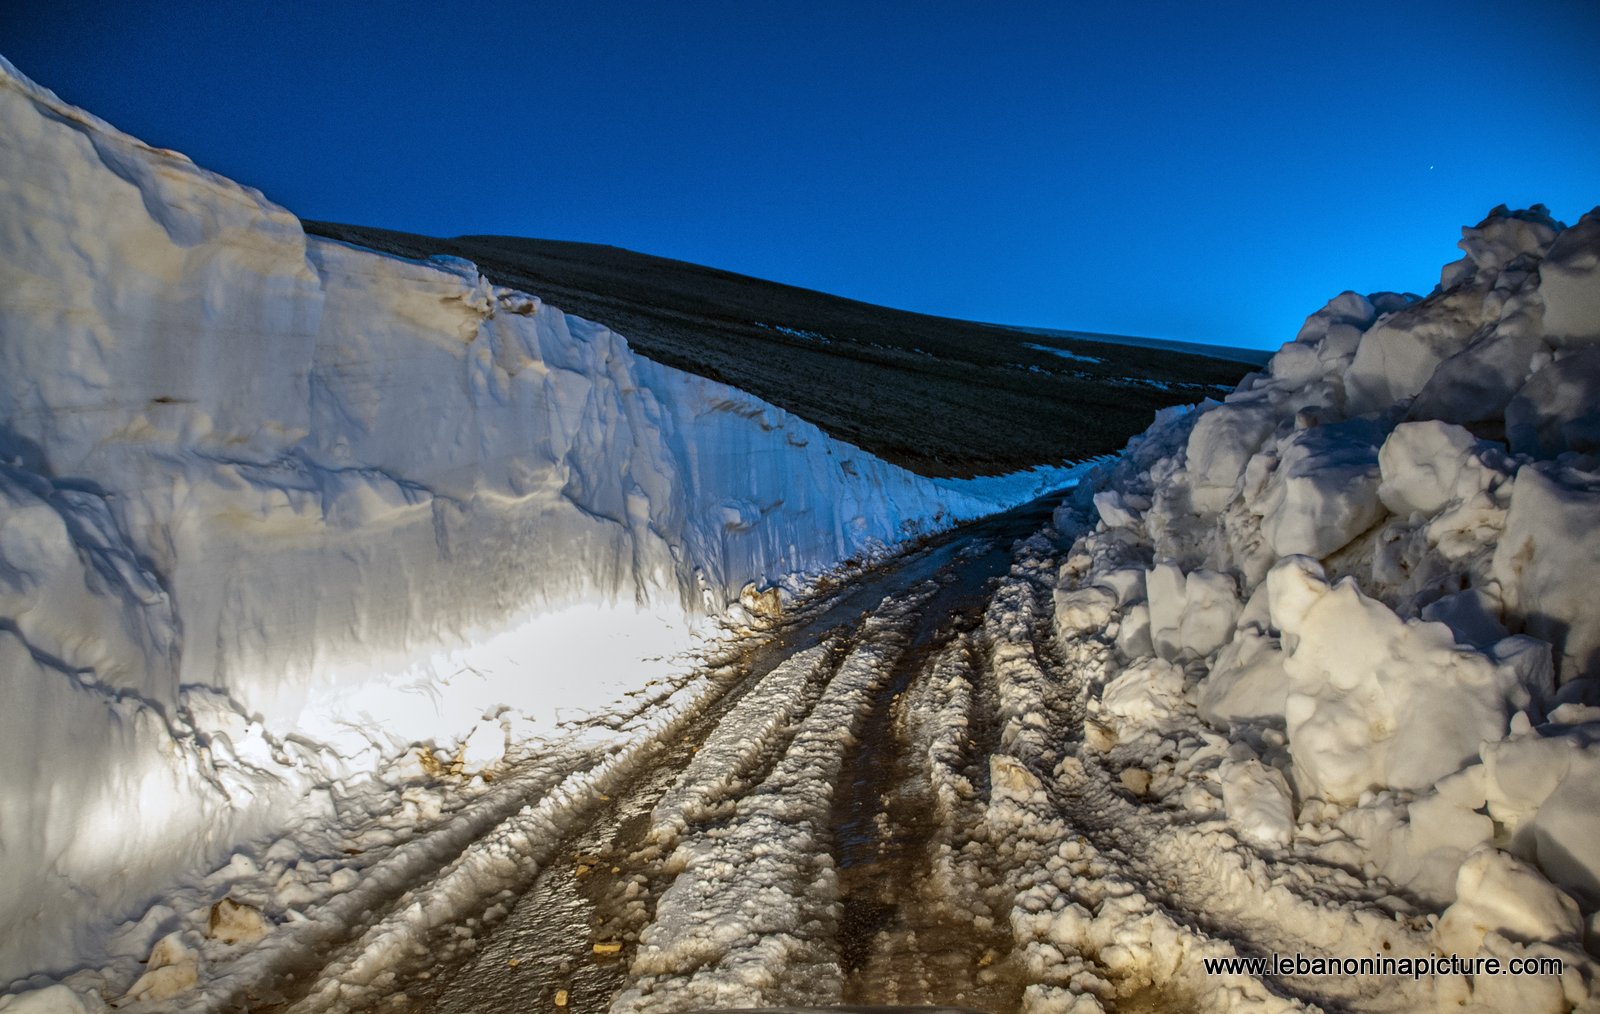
[0,59,1050,982]
[1054,203,1600,1006]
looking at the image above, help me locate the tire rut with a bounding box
[416,628,856,1011]
[831,526,1061,1011]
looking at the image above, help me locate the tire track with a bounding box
[613,588,933,1011]
[422,640,848,1013]
[831,532,1037,1011]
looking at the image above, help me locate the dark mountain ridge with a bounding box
[304,222,1260,477]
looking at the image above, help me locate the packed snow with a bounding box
[0,57,1072,988]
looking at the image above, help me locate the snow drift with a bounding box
[0,59,1064,981]
[1057,202,1600,1005]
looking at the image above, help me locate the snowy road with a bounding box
[167,495,1059,1013]
[396,496,1060,1013]
[163,492,1466,1014]
[7,62,1598,1014]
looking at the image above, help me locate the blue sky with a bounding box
[3,1,1597,350]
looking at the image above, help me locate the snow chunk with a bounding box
[1185,402,1279,512]
[1420,588,1509,651]
[1505,349,1600,458]
[1407,324,1548,426]
[1092,566,1147,608]
[1535,207,1600,347]
[1257,418,1386,559]
[1099,657,1186,727]
[0,985,89,1014]
[1377,421,1499,518]
[1403,769,1495,901]
[1114,603,1152,659]
[1219,756,1294,848]
[1344,288,1486,415]
[1139,563,1241,662]
[1178,569,1242,659]
[1481,725,1600,907]
[1435,846,1582,954]
[1292,290,1377,345]
[1144,562,1187,661]
[1492,464,1600,681]
[1092,490,1147,529]
[121,932,199,1004]
[1264,555,1330,645]
[1195,628,1288,732]
[1273,559,1521,802]
[1054,585,1117,639]
[1343,207,1558,415]
[1265,341,1327,388]
[1455,204,1564,276]
[206,897,266,946]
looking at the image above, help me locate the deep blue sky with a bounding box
[4,2,1597,350]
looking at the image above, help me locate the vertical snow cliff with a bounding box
[0,60,1024,978]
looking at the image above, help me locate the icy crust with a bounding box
[0,59,1050,982]
[1049,205,1600,1009]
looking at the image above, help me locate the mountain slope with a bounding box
[303,222,1257,476]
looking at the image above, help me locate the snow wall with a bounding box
[0,60,1070,979]
[1058,202,1600,954]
